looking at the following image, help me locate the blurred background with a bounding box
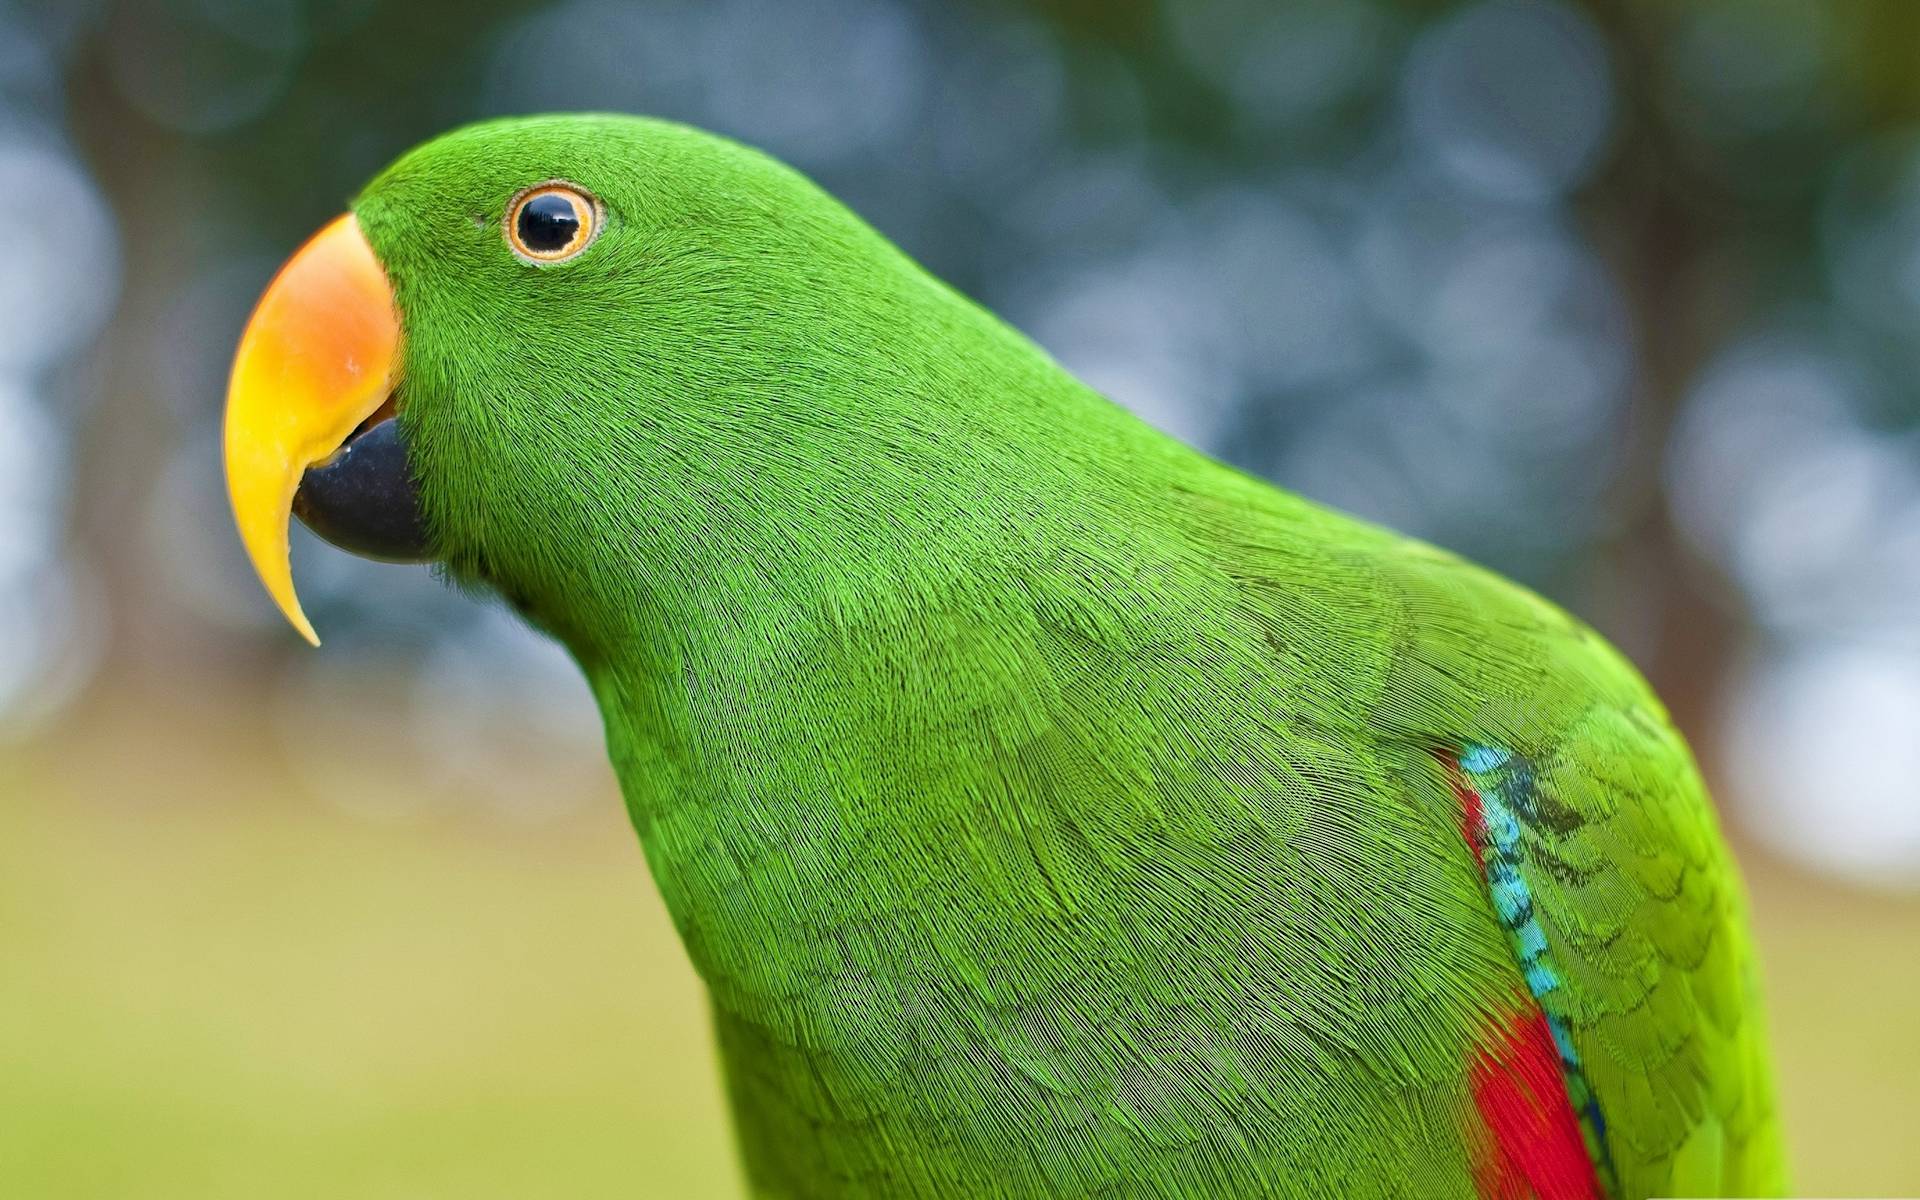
[1,0,1916,1194]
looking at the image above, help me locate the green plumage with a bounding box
[352,115,1784,1198]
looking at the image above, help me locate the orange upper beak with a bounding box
[224,213,400,646]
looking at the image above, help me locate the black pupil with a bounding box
[517,193,580,252]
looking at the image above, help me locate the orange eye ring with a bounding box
[504,182,601,263]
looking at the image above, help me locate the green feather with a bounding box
[351,114,1786,1199]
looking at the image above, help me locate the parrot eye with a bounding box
[504,182,600,263]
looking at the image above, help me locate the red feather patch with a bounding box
[1468,1008,1602,1200]
[1449,767,1488,872]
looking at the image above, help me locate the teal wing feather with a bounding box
[1363,534,1788,1197]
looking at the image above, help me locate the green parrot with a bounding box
[223,115,1785,1199]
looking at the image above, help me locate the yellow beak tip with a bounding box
[224,212,399,646]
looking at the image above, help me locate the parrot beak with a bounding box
[224,212,430,646]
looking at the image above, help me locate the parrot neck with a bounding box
[547,317,1304,1017]
[558,338,1204,724]
[517,262,1218,684]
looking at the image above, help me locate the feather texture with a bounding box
[351,115,1786,1198]
[1452,747,1612,1195]
[1468,1008,1599,1200]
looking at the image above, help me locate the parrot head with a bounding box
[226,113,1015,651]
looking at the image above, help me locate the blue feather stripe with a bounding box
[1459,743,1619,1196]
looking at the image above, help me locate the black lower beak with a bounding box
[291,416,433,563]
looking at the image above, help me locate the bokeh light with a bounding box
[1728,640,1920,886]
[1402,0,1615,204]
[0,128,118,734]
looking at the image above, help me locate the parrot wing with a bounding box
[1360,535,1788,1199]
[654,462,1788,1200]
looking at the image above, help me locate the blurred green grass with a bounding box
[2,693,1915,1197]
[0,695,742,1199]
